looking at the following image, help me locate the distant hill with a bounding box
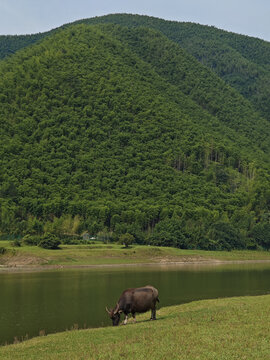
[0,32,49,60]
[0,19,270,250]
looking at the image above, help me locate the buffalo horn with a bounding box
[113,303,120,315]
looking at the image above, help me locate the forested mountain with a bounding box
[2,14,270,121]
[85,14,270,121]
[1,18,270,250]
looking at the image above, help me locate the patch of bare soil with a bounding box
[151,255,210,263]
[0,253,48,267]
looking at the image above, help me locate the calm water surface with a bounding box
[1,263,270,345]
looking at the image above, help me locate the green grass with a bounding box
[1,241,270,268]
[0,295,269,359]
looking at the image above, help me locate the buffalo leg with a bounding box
[123,314,128,325]
[132,312,136,323]
[151,307,156,320]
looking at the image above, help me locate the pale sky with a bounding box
[0,0,270,42]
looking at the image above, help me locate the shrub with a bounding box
[119,233,134,248]
[38,233,61,249]
[11,239,21,247]
[61,235,80,245]
[0,247,7,255]
[22,234,40,246]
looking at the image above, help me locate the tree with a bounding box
[250,223,270,250]
[149,218,190,249]
[119,233,134,248]
[207,221,246,251]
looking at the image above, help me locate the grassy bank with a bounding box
[0,295,269,359]
[1,242,270,268]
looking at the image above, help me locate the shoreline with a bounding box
[1,258,270,273]
[1,295,270,358]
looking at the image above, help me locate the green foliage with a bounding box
[0,246,7,255]
[0,33,49,60]
[2,13,270,121]
[149,218,190,249]
[119,233,134,248]
[207,221,246,251]
[0,21,270,251]
[85,14,270,122]
[11,239,21,247]
[22,234,40,246]
[149,218,246,251]
[38,233,61,249]
[250,223,270,250]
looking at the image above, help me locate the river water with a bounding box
[1,263,270,345]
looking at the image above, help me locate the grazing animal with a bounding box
[106,285,159,326]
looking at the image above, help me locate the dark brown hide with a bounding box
[106,285,159,326]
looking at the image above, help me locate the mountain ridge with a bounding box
[2,13,270,121]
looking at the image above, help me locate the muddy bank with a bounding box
[1,259,270,273]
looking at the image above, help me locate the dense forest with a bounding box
[2,14,270,121]
[85,14,270,122]
[0,16,270,250]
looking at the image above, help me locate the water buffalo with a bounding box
[106,285,159,326]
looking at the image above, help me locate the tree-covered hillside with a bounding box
[1,14,270,120]
[84,14,270,121]
[0,33,48,60]
[0,23,270,250]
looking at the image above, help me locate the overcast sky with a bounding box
[0,0,270,41]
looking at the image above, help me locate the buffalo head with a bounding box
[106,304,122,326]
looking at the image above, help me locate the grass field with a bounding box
[0,294,269,359]
[1,241,270,268]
